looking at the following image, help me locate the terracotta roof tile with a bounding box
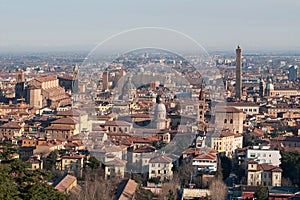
[149,155,172,163]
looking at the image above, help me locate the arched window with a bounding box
[224,119,227,124]
[230,119,233,124]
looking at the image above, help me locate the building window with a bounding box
[151,170,155,174]
[230,119,233,124]
[224,119,227,124]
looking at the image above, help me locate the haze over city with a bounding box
[2,1,300,200]
[1,0,300,52]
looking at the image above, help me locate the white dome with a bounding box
[155,103,166,112]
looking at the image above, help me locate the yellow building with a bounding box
[58,154,84,177]
[207,130,243,158]
[104,157,127,179]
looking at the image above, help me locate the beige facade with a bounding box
[28,76,70,109]
[148,155,173,181]
[104,157,126,179]
[29,87,42,108]
[247,161,282,187]
[207,131,243,158]
[58,154,84,177]
[215,106,244,134]
[104,120,132,133]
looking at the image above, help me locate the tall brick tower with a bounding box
[102,71,109,91]
[235,45,242,99]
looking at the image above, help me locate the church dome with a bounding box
[155,103,166,112]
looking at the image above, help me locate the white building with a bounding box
[192,152,217,173]
[227,102,260,115]
[149,155,173,182]
[246,146,281,167]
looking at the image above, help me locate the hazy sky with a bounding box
[1,0,300,52]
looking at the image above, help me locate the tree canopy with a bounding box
[0,142,69,200]
[280,151,300,186]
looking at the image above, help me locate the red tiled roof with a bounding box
[51,117,78,125]
[0,122,22,129]
[128,137,152,144]
[105,157,127,166]
[133,145,156,153]
[193,153,217,160]
[220,131,235,137]
[105,120,132,126]
[45,125,74,131]
[227,102,258,107]
[149,155,172,163]
[258,164,282,172]
[61,154,84,159]
[116,179,138,200]
[215,106,243,113]
[35,75,57,83]
[54,175,77,193]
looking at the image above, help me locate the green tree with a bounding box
[254,185,268,200]
[23,182,69,200]
[0,147,69,200]
[44,151,58,170]
[0,141,17,162]
[220,155,232,180]
[280,151,300,185]
[87,156,100,169]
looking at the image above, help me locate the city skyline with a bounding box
[1,0,300,52]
